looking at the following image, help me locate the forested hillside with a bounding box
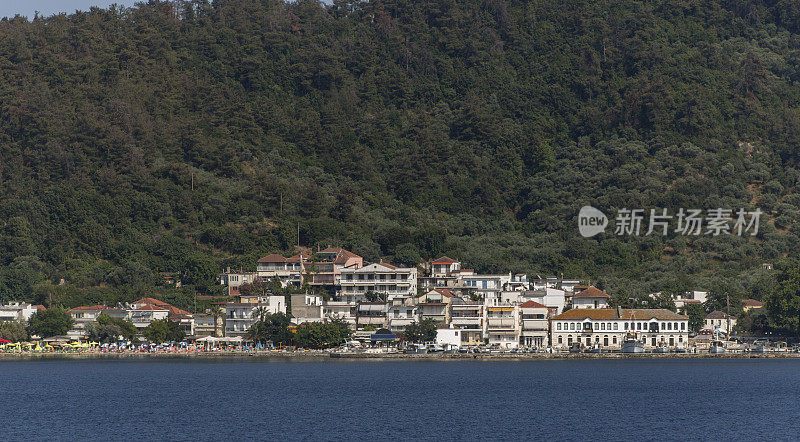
[1,0,800,311]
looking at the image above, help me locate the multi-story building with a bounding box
[485,304,519,348]
[255,253,308,287]
[518,300,551,348]
[551,308,689,350]
[322,302,357,329]
[356,303,387,329]
[418,302,448,325]
[290,294,324,324]
[306,247,363,287]
[449,299,484,345]
[703,311,737,335]
[420,256,474,291]
[222,295,286,337]
[387,299,418,333]
[0,302,42,323]
[218,269,259,296]
[67,305,128,338]
[572,286,611,309]
[460,273,512,303]
[340,263,417,303]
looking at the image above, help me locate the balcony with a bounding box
[452,317,482,327]
[522,319,548,331]
[487,318,517,329]
[357,316,386,325]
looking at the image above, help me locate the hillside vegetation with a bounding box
[1,0,800,312]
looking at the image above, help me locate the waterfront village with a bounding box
[0,247,784,356]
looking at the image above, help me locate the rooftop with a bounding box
[573,286,611,299]
[553,308,687,321]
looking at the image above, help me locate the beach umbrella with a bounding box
[0,339,11,344]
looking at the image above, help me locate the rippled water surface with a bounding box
[2,358,799,440]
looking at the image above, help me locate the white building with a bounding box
[703,311,736,335]
[436,328,461,349]
[323,302,357,329]
[485,304,519,348]
[340,263,417,302]
[387,302,418,332]
[0,302,41,323]
[551,308,689,350]
[449,299,483,345]
[67,305,128,338]
[255,253,308,287]
[572,286,611,309]
[223,296,286,337]
[460,273,512,303]
[519,300,551,348]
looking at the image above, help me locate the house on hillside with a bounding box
[572,286,611,309]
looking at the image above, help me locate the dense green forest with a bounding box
[1,0,800,322]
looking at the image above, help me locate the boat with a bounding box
[404,344,428,354]
[709,330,726,354]
[621,332,644,353]
[653,342,670,353]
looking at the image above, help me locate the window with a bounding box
[557,323,562,330]
[681,322,685,331]
[613,323,618,330]
[569,323,575,330]
[613,336,617,344]
[601,323,606,331]
[624,323,628,330]
[558,336,563,344]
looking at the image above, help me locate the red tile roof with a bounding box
[34,305,46,311]
[434,289,456,298]
[132,297,171,307]
[554,308,687,321]
[432,256,457,264]
[258,253,287,263]
[573,286,611,299]
[133,303,170,311]
[519,300,548,309]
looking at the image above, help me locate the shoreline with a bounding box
[2,351,800,361]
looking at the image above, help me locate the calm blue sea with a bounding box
[1,358,798,441]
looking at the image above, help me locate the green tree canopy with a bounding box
[27,308,73,338]
[402,319,438,343]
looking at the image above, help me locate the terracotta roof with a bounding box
[132,297,171,307]
[258,253,287,263]
[554,309,619,320]
[34,305,46,311]
[434,289,456,298]
[681,299,702,304]
[133,303,169,311]
[553,308,687,321]
[432,256,457,264]
[741,299,764,307]
[519,300,548,309]
[287,253,310,262]
[619,309,686,320]
[573,286,611,298]
[706,310,732,320]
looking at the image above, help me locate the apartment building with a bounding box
[340,263,417,303]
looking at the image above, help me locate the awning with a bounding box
[370,334,397,341]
